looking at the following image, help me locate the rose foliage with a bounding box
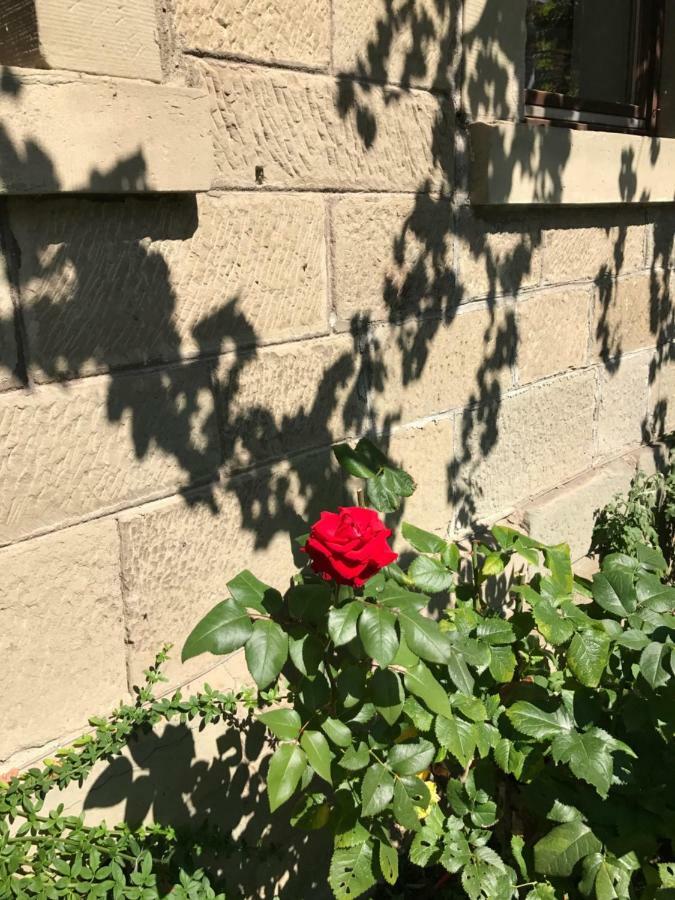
[184,439,675,900]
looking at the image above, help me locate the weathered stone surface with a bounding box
[517,287,590,384]
[216,335,365,472]
[543,214,646,285]
[593,274,664,362]
[11,193,328,379]
[333,0,457,89]
[647,209,675,269]
[371,304,515,427]
[456,209,541,300]
[0,69,213,194]
[0,363,218,544]
[0,265,19,392]
[650,346,675,437]
[0,0,162,81]
[200,61,452,192]
[452,371,597,526]
[596,352,650,459]
[174,0,330,69]
[523,458,635,561]
[119,449,351,688]
[0,519,127,761]
[387,418,455,543]
[331,194,454,325]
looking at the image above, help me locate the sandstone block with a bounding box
[517,287,590,384]
[10,192,328,379]
[596,352,650,459]
[371,304,515,427]
[174,0,330,69]
[452,370,597,527]
[200,61,452,192]
[593,274,664,362]
[0,265,19,392]
[455,210,541,300]
[331,194,454,326]
[0,519,127,761]
[0,70,213,194]
[0,363,219,544]
[333,0,457,90]
[650,346,675,437]
[0,0,162,81]
[216,335,365,472]
[647,209,675,269]
[543,213,646,285]
[118,449,351,688]
[523,458,635,561]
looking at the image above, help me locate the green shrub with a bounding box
[185,439,675,900]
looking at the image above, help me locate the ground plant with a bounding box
[184,439,675,900]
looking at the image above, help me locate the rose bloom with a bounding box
[302,506,397,587]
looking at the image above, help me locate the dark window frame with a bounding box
[524,0,665,135]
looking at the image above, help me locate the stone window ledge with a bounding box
[470,121,675,206]
[0,68,215,194]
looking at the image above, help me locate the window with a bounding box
[525,0,664,134]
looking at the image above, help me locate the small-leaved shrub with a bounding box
[184,439,675,900]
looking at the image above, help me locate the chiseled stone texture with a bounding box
[517,287,590,384]
[455,210,542,300]
[453,370,597,526]
[371,304,516,427]
[523,458,635,561]
[0,519,127,761]
[542,213,645,285]
[200,61,453,192]
[10,193,327,380]
[331,194,454,326]
[216,335,366,472]
[387,418,455,543]
[119,450,350,688]
[174,0,331,69]
[593,273,665,362]
[596,352,650,460]
[650,345,675,437]
[0,0,162,81]
[0,363,218,544]
[333,0,457,90]
[0,265,19,392]
[0,70,213,195]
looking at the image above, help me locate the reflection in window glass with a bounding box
[526,0,637,106]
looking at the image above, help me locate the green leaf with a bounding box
[550,730,614,797]
[370,668,404,726]
[494,738,527,779]
[329,843,376,900]
[300,731,333,784]
[290,792,330,831]
[488,645,517,682]
[288,583,333,624]
[511,835,528,879]
[328,603,362,647]
[361,763,394,816]
[442,543,461,571]
[639,641,670,688]
[366,465,415,512]
[544,544,573,596]
[339,742,371,771]
[227,570,281,615]
[447,652,475,694]
[379,842,399,886]
[393,779,421,831]
[244,619,289,688]
[482,553,505,577]
[258,709,302,741]
[476,618,516,644]
[409,827,440,866]
[408,556,454,593]
[491,525,523,550]
[399,609,454,664]
[358,605,399,666]
[388,739,435,776]
[615,628,650,651]
[435,715,477,767]
[534,821,601,877]
[593,568,638,618]
[506,701,572,741]
[532,597,575,646]
[181,600,252,662]
[440,833,472,874]
[402,522,448,554]
[452,693,487,722]
[525,886,556,900]
[567,630,611,688]
[333,443,378,479]
[267,744,307,812]
[288,629,323,676]
[404,661,454,719]
[321,717,353,748]
[377,580,428,612]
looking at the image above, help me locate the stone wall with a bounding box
[1,0,674,771]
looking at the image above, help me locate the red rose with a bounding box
[302,507,397,587]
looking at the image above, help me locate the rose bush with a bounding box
[182,439,675,900]
[302,506,397,586]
